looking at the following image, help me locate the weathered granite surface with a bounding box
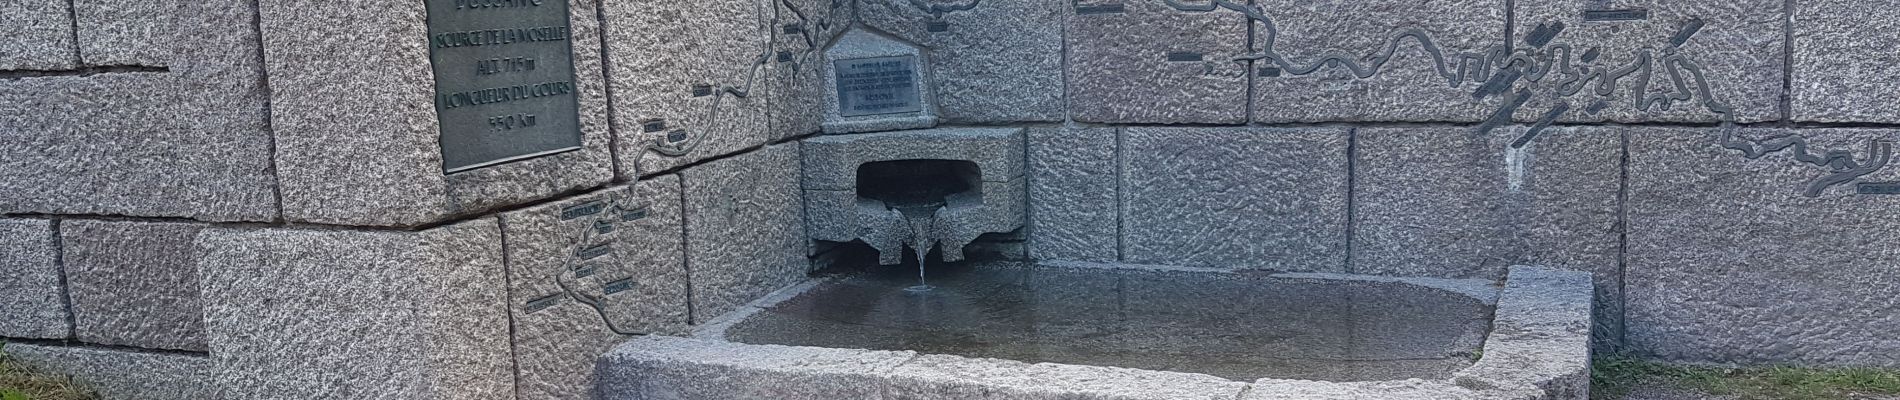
[1453,266,1595,400]
[886,354,1250,400]
[598,336,916,400]
[73,0,173,66]
[1514,0,1784,123]
[858,0,1065,123]
[1120,127,1349,271]
[197,220,514,399]
[1352,126,1623,348]
[1027,126,1119,262]
[769,0,855,139]
[499,176,690,400]
[262,0,613,226]
[1068,0,1249,124]
[1251,0,1505,123]
[606,0,774,176]
[0,219,66,339]
[63,220,208,352]
[821,29,939,134]
[0,0,74,70]
[0,0,276,222]
[800,127,1024,191]
[1625,127,1900,366]
[0,217,66,339]
[683,143,808,323]
[3,343,211,400]
[1792,0,1900,123]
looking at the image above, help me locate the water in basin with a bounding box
[722,262,1494,382]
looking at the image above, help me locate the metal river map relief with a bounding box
[427,0,584,173]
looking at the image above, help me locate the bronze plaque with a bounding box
[834,56,922,117]
[427,0,583,173]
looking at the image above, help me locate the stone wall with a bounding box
[1,0,1897,398]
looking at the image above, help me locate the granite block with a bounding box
[0,0,75,70]
[0,219,66,339]
[498,175,689,400]
[1515,0,1784,123]
[1067,0,1250,124]
[885,354,1249,400]
[605,0,775,176]
[1250,0,1506,123]
[1351,126,1623,349]
[1120,127,1350,272]
[1625,127,1900,366]
[262,0,614,226]
[1453,266,1594,400]
[197,220,514,399]
[858,0,1066,123]
[1027,126,1119,262]
[799,127,1024,190]
[2,343,211,400]
[0,0,276,222]
[72,0,173,66]
[1792,0,1900,123]
[769,0,855,139]
[63,220,208,351]
[683,143,809,323]
[597,336,914,400]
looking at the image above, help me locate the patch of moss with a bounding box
[1593,355,1900,400]
[0,343,94,400]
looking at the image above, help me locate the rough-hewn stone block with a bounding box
[1251,0,1505,123]
[605,0,775,176]
[1515,0,1784,123]
[683,143,808,323]
[1353,125,1623,349]
[1625,127,1900,365]
[499,176,689,400]
[1120,127,1349,271]
[0,218,66,339]
[1027,126,1119,262]
[598,336,914,400]
[261,0,614,226]
[768,0,855,139]
[72,0,172,66]
[63,220,208,351]
[197,220,514,399]
[1792,0,1900,123]
[0,0,74,70]
[1067,0,1249,124]
[2,343,211,400]
[0,0,276,222]
[859,0,1065,123]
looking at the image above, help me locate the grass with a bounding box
[0,343,94,400]
[1593,355,1900,400]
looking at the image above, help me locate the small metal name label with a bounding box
[1582,8,1649,21]
[834,56,922,117]
[603,278,634,295]
[524,293,565,313]
[577,243,613,260]
[427,0,584,173]
[560,200,604,220]
[1858,182,1900,195]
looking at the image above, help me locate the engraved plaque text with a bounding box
[834,56,922,117]
[427,0,584,173]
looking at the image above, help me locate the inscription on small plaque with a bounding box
[427,0,584,173]
[1858,182,1900,195]
[834,56,922,117]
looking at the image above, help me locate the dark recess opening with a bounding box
[854,159,982,208]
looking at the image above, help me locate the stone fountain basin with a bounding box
[597,263,1592,400]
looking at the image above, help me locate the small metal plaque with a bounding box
[427,0,584,173]
[577,243,613,260]
[1582,8,1649,22]
[603,278,634,295]
[834,56,922,117]
[1858,182,1900,195]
